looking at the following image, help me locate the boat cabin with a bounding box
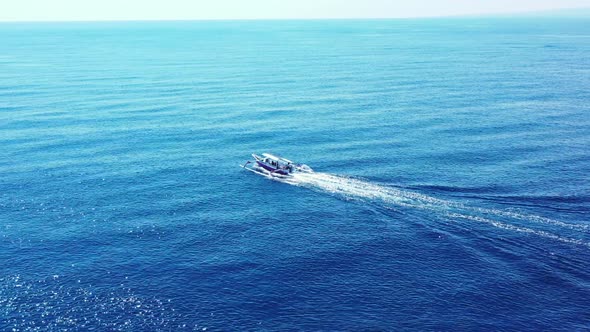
[263,153,294,171]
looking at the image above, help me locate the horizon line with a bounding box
[1,6,589,23]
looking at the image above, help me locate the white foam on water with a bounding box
[288,172,457,209]
[446,213,590,248]
[265,171,590,248]
[471,207,589,232]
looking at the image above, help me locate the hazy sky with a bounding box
[1,0,590,21]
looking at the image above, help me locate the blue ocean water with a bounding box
[1,17,590,330]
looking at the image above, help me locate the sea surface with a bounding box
[1,17,590,331]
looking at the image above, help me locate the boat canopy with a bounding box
[261,153,279,160]
[262,153,293,164]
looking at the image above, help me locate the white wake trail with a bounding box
[276,171,590,247]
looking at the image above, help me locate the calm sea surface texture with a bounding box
[1,18,590,331]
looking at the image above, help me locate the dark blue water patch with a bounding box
[472,194,590,214]
[0,275,192,331]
